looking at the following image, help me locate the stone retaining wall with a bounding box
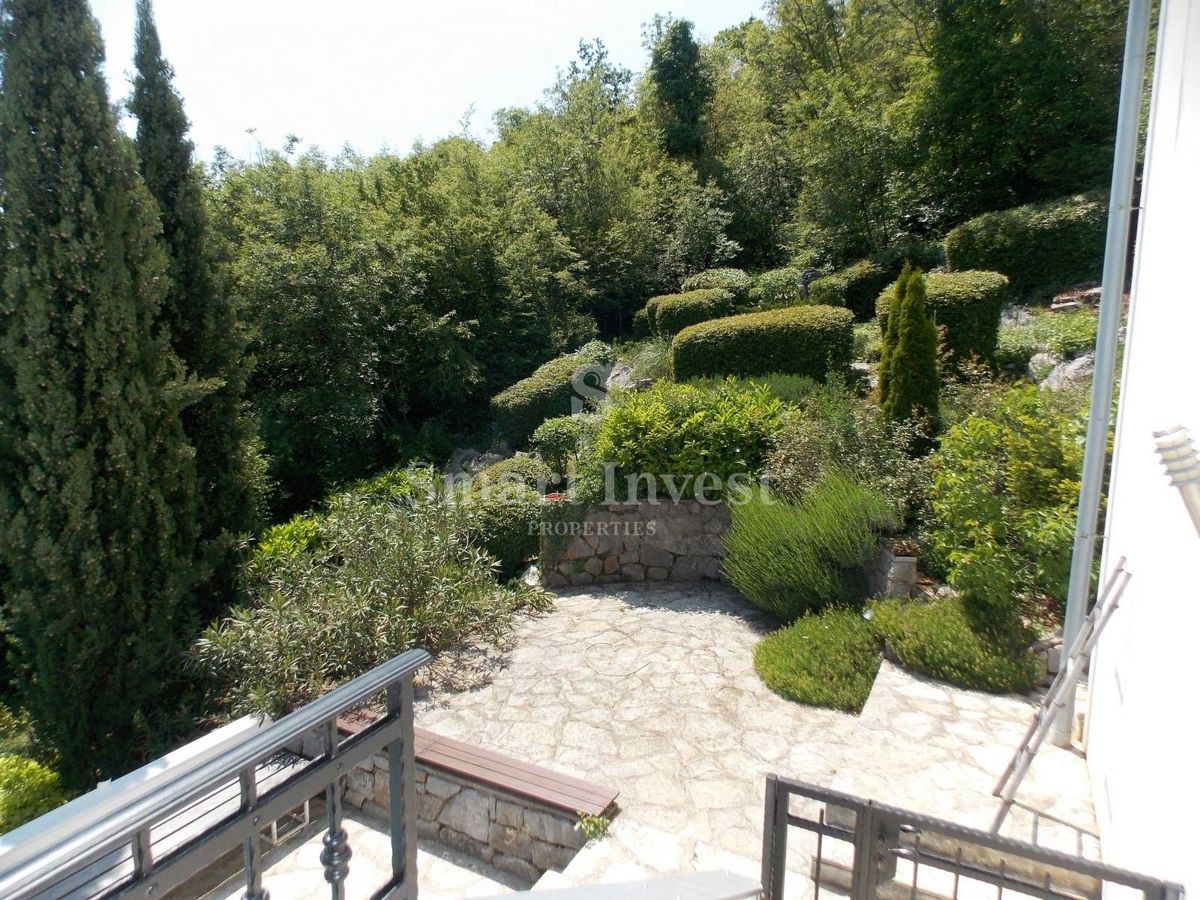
[540,500,728,588]
[344,753,589,883]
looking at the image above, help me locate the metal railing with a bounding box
[761,776,1185,900]
[0,648,430,900]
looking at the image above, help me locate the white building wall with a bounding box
[1087,1,1200,895]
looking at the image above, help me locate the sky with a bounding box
[89,0,767,162]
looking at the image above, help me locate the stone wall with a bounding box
[540,500,729,588]
[864,545,918,598]
[344,753,589,883]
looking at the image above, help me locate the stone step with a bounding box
[479,869,760,899]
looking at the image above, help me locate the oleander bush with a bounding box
[754,608,882,712]
[723,472,895,621]
[680,267,753,304]
[751,267,808,309]
[808,259,891,320]
[870,597,1039,694]
[646,288,737,336]
[0,754,69,833]
[490,341,615,446]
[671,305,854,382]
[877,271,1008,365]
[473,456,554,494]
[195,493,551,716]
[944,191,1107,303]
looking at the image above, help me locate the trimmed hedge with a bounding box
[877,270,1008,364]
[681,268,753,304]
[671,304,854,382]
[646,288,736,336]
[490,341,614,446]
[751,267,808,309]
[807,260,890,321]
[473,456,554,494]
[944,191,1107,303]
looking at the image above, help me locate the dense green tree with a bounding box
[877,263,910,405]
[131,0,259,615]
[646,18,714,161]
[0,0,199,788]
[881,269,939,430]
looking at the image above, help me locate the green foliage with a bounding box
[807,260,890,321]
[927,386,1083,635]
[685,374,822,407]
[723,473,896,621]
[877,271,1009,366]
[754,608,881,712]
[620,338,673,383]
[459,487,543,582]
[751,267,808,309]
[671,305,854,382]
[870,597,1039,694]
[194,494,551,716]
[595,381,782,500]
[532,417,589,477]
[132,0,259,618]
[646,288,736,336]
[880,269,940,429]
[877,265,911,410]
[996,309,1100,370]
[945,192,1108,303]
[680,268,753,304]
[0,0,202,789]
[577,812,612,841]
[490,341,614,447]
[473,456,554,494]
[647,18,713,161]
[0,754,69,834]
[854,323,883,362]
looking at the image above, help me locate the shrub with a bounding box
[808,260,891,320]
[459,487,543,581]
[0,754,69,833]
[723,472,896,621]
[997,308,1099,370]
[877,271,1008,365]
[754,608,881,712]
[926,385,1083,635]
[752,267,808,309]
[944,191,1107,303]
[870,236,942,275]
[490,341,614,446]
[252,512,324,569]
[647,288,736,336]
[681,267,752,303]
[870,597,1039,694]
[880,269,940,429]
[632,307,651,338]
[686,374,822,407]
[473,456,554,494]
[531,417,588,478]
[620,338,673,383]
[671,305,854,382]
[854,323,882,362]
[595,381,783,500]
[195,494,550,716]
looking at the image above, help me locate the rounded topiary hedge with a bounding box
[645,288,736,336]
[680,267,753,304]
[490,341,614,446]
[751,267,809,309]
[944,190,1107,303]
[877,270,1008,365]
[807,259,891,321]
[671,304,854,381]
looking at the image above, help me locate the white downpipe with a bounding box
[1052,0,1152,747]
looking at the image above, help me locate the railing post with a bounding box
[760,774,787,900]
[850,802,880,900]
[239,767,269,900]
[320,719,352,900]
[386,676,419,899]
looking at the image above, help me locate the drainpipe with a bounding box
[1051,0,1152,747]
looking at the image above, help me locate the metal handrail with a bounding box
[0,648,430,898]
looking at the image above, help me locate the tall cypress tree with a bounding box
[881,269,940,431]
[648,18,713,161]
[877,263,911,406]
[0,0,198,788]
[131,0,257,617]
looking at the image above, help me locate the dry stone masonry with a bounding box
[540,500,729,588]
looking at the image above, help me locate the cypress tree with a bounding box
[648,18,713,161]
[0,0,199,788]
[881,269,940,430]
[877,263,911,405]
[131,0,257,618]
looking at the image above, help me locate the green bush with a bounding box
[460,487,543,581]
[671,305,854,382]
[877,271,1008,365]
[723,472,896,621]
[0,754,69,833]
[880,268,940,429]
[997,309,1099,370]
[195,494,550,716]
[531,417,588,478]
[870,597,1039,694]
[646,288,736,336]
[490,341,614,446]
[632,307,650,338]
[754,608,881,712]
[685,374,822,407]
[595,381,783,500]
[473,456,554,494]
[870,236,942,275]
[619,338,673,383]
[751,267,808,309]
[808,260,891,320]
[854,322,883,362]
[681,267,752,303]
[944,191,1107,303]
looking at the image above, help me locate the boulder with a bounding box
[1041,351,1095,390]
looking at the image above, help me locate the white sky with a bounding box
[89,0,766,161]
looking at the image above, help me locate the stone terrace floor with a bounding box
[417,583,1099,895]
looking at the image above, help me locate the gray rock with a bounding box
[640,546,675,569]
[1002,304,1034,327]
[669,555,707,581]
[1028,351,1062,381]
[1040,351,1094,390]
[496,800,524,828]
[488,822,532,859]
[583,557,603,576]
[620,564,645,580]
[439,825,494,862]
[494,853,541,883]
[523,809,586,848]
[605,363,636,394]
[438,789,492,844]
[424,773,462,800]
[532,840,580,872]
[647,566,669,581]
[569,572,594,586]
[416,790,446,821]
[543,571,568,589]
